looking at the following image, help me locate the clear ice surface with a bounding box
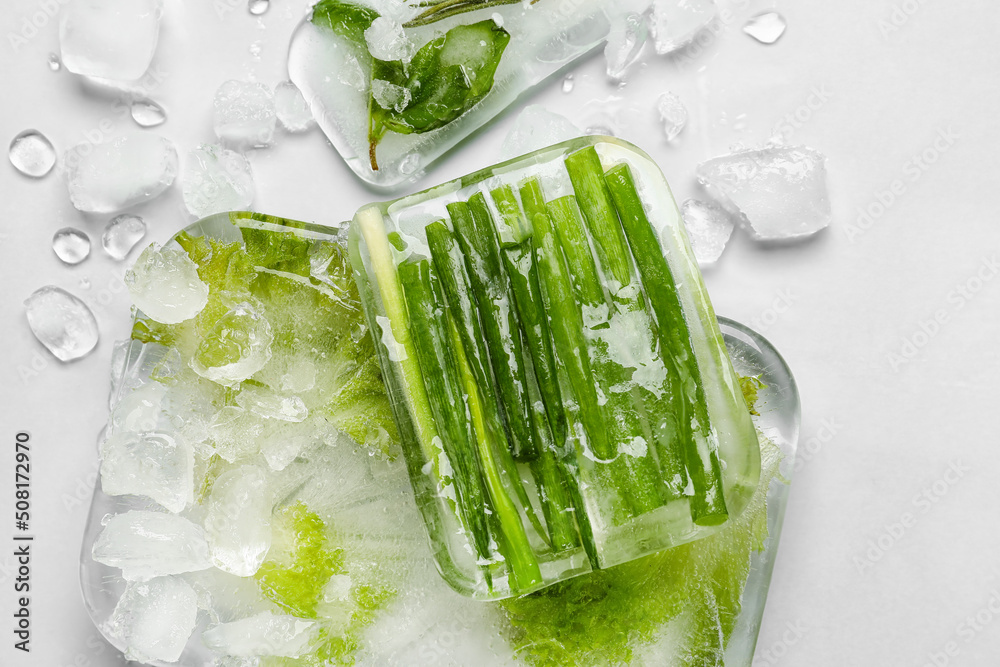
[126,244,210,324]
[65,133,177,213]
[102,214,147,260]
[92,510,212,581]
[100,430,195,513]
[201,612,318,658]
[203,465,272,576]
[214,80,277,148]
[9,130,56,177]
[235,383,307,422]
[24,286,99,361]
[603,1,651,80]
[181,144,256,218]
[52,228,91,265]
[681,198,735,265]
[107,576,198,663]
[208,407,263,462]
[248,0,269,16]
[190,301,273,387]
[650,0,718,54]
[131,99,167,127]
[743,12,787,44]
[656,91,688,141]
[696,145,832,240]
[500,105,583,160]
[274,81,315,132]
[109,382,165,435]
[59,0,162,81]
[364,16,414,63]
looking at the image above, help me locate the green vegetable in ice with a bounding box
[603,161,729,526]
[367,20,510,170]
[311,0,378,44]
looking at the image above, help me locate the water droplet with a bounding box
[79,277,91,289]
[48,53,61,71]
[24,286,100,362]
[131,99,167,128]
[52,228,91,265]
[248,0,269,16]
[561,75,575,93]
[9,130,56,178]
[249,41,263,59]
[743,12,787,44]
[102,214,147,261]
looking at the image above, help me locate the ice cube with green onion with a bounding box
[349,136,762,599]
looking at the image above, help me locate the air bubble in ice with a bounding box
[92,511,212,581]
[102,214,147,260]
[107,576,198,664]
[204,465,272,576]
[191,301,274,387]
[743,12,787,45]
[650,0,717,54]
[52,228,91,265]
[100,430,195,513]
[65,133,177,213]
[274,81,315,132]
[59,0,163,82]
[696,145,832,240]
[125,244,210,324]
[249,0,269,16]
[131,99,167,127]
[9,130,56,178]
[681,198,735,265]
[656,91,688,141]
[24,286,99,361]
[214,80,277,148]
[181,144,256,218]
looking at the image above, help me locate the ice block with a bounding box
[349,136,762,599]
[287,0,613,188]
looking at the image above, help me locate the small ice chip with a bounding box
[371,79,412,113]
[52,228,91,265]
[191,301,274,387]
[656,91,688,141]
[364,16,414,62]
[65,133,178,213]
[561,75,575,93]
[274,81,316,132]
[125,244,209,324]
[202,612,318,658]
[681,198,735,265]
[130,99,167,127]
[214,80,277,148]
[59,0,163,81]
[501,105,583,160]
[696,145,832,240]
[235,384,307,422]
[181,144,256,218]
[92,511,212,581]
[743,12,787,45]
[204,465,272,576]
[100,430,195,513]
[650,0,718,54]
[48,53,62,71]
[24,286,99,361]
[9,130,56,178]
[102,214,147,261]
[107,576,198,664]
[109,382,166,434]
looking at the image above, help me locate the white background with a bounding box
[2,0,999,665]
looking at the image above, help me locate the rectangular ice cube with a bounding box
[349,136,761,599]
[59,0,163,81]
